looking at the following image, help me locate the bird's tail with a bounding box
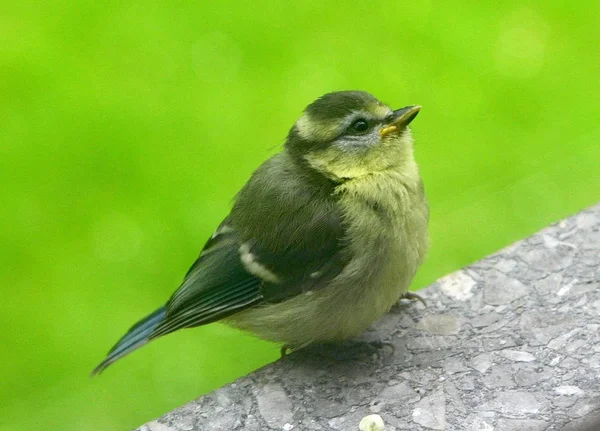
[92,306,166,375]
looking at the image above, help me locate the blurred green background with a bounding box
[1,1,599,429]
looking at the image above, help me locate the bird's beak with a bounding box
[380,105,421,138]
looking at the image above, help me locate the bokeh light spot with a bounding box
[191,32,243,82]
[494,7,550,79]
[92,213,144,263]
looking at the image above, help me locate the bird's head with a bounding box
[285,91,421,182]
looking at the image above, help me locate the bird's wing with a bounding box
[150,220,262,338]
[150,155,347,339]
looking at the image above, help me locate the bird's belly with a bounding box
[227,184,428,347]
[228,228,420,346]
[320,222,422,339]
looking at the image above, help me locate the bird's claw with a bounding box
[401,291,427,308]
[280,344,291,359]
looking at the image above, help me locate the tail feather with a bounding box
[92,306,166,375]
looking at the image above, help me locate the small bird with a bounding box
[93,91,429,374]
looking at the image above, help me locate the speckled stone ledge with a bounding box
[137,204,600,431]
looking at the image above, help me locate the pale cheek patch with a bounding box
[295,114,338,142]
[295,115,313,140]
[239,243,280,283]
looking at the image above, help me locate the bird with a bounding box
[93,90,429,374]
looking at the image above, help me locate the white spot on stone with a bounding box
[439,271,476,301]
[468,418,494,431]
[310,271,321,279]
[549,356,561,366]
[283,423,294,431]
[143,421,176,431]
[471,353,494,374]
[305,290,314,296]
[417,313,459,335]
[359,414,385,431]
[412,388,446,430]
[555,385,583,396]
[255,383,293,429]
[557,278,578,296]
[500,350,536,362]
[543,234,577,250]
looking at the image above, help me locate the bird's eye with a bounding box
[350,118,369,133]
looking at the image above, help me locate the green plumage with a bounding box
[93,91,428,374]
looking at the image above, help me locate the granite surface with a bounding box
[137,204,600,431]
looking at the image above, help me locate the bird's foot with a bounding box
[280,344,292,359]
[400,291,427,308]
[365,340,395,353]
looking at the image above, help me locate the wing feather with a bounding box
[148,153,348,340]
[150,228,263,338]
[94,153,350,373]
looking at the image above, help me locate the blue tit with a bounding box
[93,91,428,374]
